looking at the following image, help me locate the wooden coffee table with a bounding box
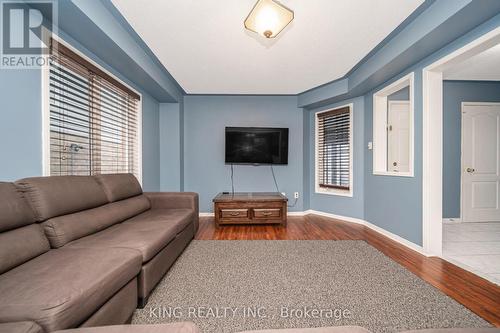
[213,192,287,227]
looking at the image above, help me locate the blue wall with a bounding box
[141,95,161,191]
[302,108,311,210]
[364,72,423,245]
[160,102,183,191]
[0,69,43,181]
[442,80,500,218]
[307,97,365,219]
[183,96,304,212]
[388,86,410,101]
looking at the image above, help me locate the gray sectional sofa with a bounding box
[0,174,198,332]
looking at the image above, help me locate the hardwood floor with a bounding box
[195,214,500,326]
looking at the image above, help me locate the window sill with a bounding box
[373,171,414,178]
[315,188,353,197]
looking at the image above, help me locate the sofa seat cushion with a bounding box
[124,208,194,234]
[0,247,141,332]
[66,221,178,263]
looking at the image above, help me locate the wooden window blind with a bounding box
[317,107,351,190]
[48,39,140,178]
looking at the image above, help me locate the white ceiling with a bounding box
[443,43,500,81]
[111,0,424,94]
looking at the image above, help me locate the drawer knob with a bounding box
[230,212,240,216]
[262,212,272,216]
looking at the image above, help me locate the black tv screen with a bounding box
[225,127,288,164]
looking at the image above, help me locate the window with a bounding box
[372,72,414,177]
[315,105,353,196]
[45,38,141,179]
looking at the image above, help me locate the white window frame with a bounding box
[372,72,414,177]
[314,103,354,197]
[41,34,143,184]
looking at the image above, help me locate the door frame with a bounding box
[373,72,415,177]
[460,102,500,223]
[422,27,500,257]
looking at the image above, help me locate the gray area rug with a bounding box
[132,240,491,333]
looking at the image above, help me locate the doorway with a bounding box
[442,102,500,285]
[423,27,500,284]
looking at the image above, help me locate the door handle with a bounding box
[393,162,397,167]
[466,168,475,173]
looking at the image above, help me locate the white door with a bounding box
[462,103,500,222]
[387,101,410,172]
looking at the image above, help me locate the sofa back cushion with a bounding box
[0,182,49,274]
[0,182,36,232]
[0,224,50,274]
[15,176,108,221]
[95,173,143,202]
[42,195,151,248]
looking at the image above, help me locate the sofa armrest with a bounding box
[144,192,199,232]
[0,321,44,333]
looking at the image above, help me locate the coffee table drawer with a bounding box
[220,209,249,219]
[253,208,282,219]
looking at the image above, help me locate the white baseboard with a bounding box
[199,212,214,217]
[306,210,427,256]
[287,211,307,216]
[443,218,461,223]
[198,210,428,256]
[362,219,427,255]
[305,209,365,225]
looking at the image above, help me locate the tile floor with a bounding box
[443,222,500,285]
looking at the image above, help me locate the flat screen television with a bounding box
[225,127,288,165]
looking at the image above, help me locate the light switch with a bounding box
[368,142,373,150]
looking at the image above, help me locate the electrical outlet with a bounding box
[294,192,299,199]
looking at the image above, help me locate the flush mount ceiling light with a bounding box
[244,0,294,39]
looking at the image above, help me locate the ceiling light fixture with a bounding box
[244,0,294,39]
